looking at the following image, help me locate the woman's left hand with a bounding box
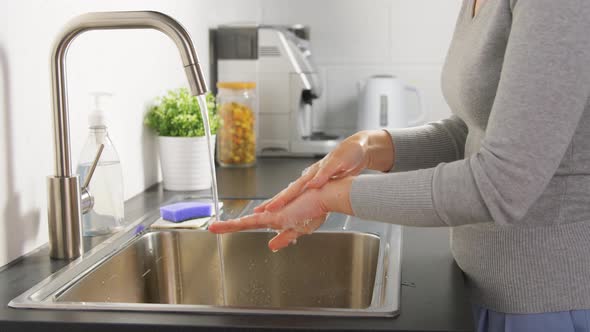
[253,130,394,214]
[209,177,354,251]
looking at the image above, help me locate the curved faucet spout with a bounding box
[48,11,208,259]
[51,11,207,177]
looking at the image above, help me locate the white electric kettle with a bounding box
[357,75,424,131]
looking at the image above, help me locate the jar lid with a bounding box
[217,82,256,90]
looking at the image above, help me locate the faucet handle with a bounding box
[82,144,104,191]
[80,144,104,215]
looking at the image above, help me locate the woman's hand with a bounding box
[209,177,354,251]
[254,130,394,213]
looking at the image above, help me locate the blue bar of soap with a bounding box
[160,202,213,223]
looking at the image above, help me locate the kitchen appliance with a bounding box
[212,24,339,156]
[357,75,424,131]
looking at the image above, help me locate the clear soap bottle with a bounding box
[76,92,125,236]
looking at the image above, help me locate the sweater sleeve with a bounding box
[386,115,468,172]
[351,0,590,227]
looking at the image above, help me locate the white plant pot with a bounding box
[158,135,216,191]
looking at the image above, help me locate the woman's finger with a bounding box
[268,216,325,251]
[330,163,363,180]
[303,217,326,234]
[260,164,321,212]
[268,229,300,251]
[254,163,320,213]
[208,212,279,233]
[307,157,343,189]
[252,198,272,213]
[330,168,348,179]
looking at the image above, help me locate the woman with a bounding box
[210,0,590,330]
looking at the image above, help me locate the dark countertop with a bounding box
[0,158,473,332]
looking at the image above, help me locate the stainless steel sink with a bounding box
[58,231,380,308]
[10,199,402,317]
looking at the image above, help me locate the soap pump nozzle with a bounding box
[89,91,113,128]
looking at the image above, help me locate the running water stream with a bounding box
[197,95,227,305]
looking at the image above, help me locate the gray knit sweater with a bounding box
[350,0,590,313]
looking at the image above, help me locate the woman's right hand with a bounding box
[254,130,395,213]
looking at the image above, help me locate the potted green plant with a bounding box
[145,88,219,191]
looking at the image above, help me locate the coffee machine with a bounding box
[211,24,340,156]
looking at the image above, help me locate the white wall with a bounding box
[0,0,260,267]
[0,0,460,267]
[260,0,462,136]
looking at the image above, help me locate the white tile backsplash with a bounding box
[261,0,393,64]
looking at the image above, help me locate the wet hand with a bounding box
[209,189,328,251]
[209,177,354,251]
[254,131,380,214]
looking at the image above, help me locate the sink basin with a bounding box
[58,231,380,309]
[10,199,402,317]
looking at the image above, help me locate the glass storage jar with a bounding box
[216,82,257,167]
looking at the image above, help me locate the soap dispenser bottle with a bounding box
[76,92,125,236]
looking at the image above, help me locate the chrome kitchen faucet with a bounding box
[48,11,208,259]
